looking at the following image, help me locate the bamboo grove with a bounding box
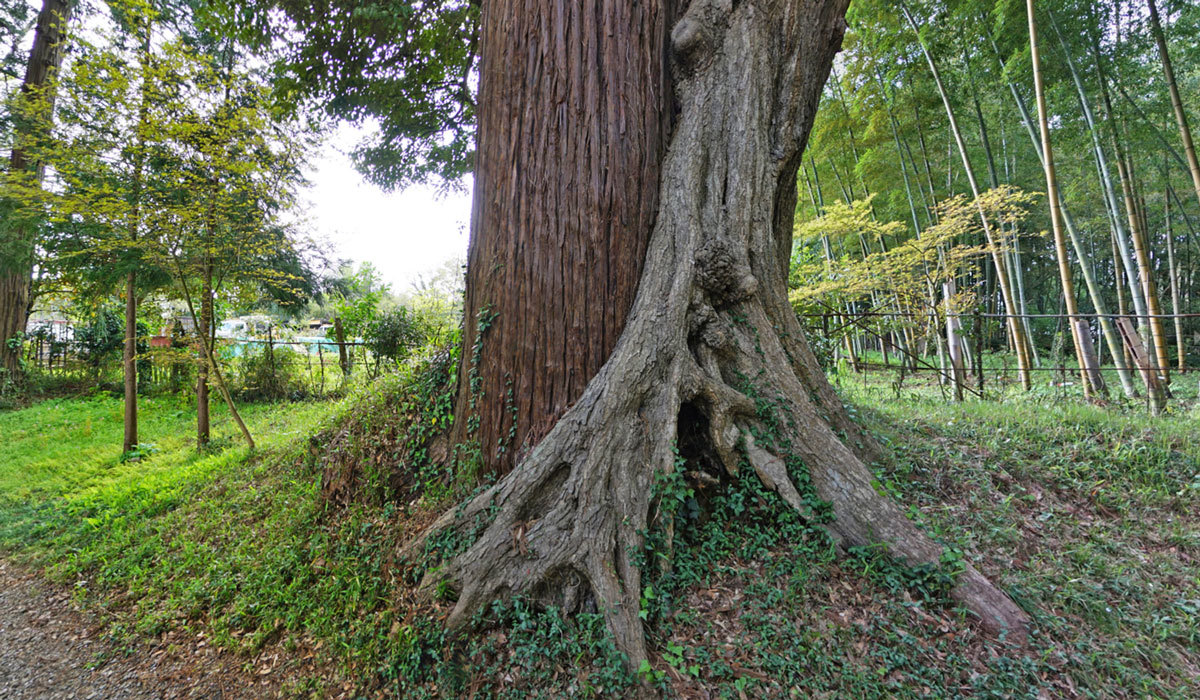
[793,0,1200,413]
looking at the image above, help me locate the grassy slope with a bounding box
[0,372,1197,698]
[0,393,350,692]
[836,374,1199,696]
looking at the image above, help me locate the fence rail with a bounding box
[797,306,1197,407]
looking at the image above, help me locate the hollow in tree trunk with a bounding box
[412,0,1029,670]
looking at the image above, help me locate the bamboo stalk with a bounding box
[900,1,1032,390]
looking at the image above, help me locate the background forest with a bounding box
[0,0,1198,698]
[798,0,1200,412]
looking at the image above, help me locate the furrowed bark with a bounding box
[0,0,72,377]
[447,0,676,478]
[410,0,1027,671]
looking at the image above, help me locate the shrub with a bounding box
[364,307,423,368]
[74,307,124,372]
[230,343,311,402]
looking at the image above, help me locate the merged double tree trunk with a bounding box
[0,0,72,377]
[426,0,1028,669]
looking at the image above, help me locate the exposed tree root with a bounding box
[401,0,1029,671]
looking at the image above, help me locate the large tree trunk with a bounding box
[414,0,1028,671]
[445,0,676,477]
[0,0,72,377]
[449,0,871,477]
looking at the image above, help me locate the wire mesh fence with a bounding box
[796,306,1198,408]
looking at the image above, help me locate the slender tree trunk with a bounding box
[1028,0,1100,396]
[1148,0,1200,212]
[1035,18,1138,396]
[1012,232,1038,365]
[830,66,871,203]
[1113,231,1133,369]
[1090,31,1158,349]
[910,93,940,225]
[123,273,138,452]
[965,50,999,191]
[1165,190,1186,372]
[196,270,212,446]
[409,0,1028,670]
[183,259,253,450]
[123,22,153,454]
[900,1,1032,390]
[875,67,949,383]
[0,0,72,377]
[334,316,349,377]
[1113,134,1172,387]
[964,48,1007,379]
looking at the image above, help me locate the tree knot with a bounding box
[688,300,736,356]
[671,0,733,75]
[695,239,757,305]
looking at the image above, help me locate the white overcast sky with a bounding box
[303,126,473,293]
[9,0,473,295]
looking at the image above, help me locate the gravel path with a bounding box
[0,561,279,699]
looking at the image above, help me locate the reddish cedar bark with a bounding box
[0,0,72,376]
[449,0,678,476]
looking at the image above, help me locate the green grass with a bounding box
[0,366,1197,697]
[836,372,1200,697]
[0,391,353,692]
[4,393,243,498]
[845,347,1200,409]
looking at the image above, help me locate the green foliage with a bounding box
[847,543,964,606]
[1,365,1199,696]
[73,306,125,370]
[229,344,311,403]
[327,263,389,340]
[243,0,479,189]
[364,307,422,366]
[314,335,460,508]
[118,442,158,463]
[378,597,638,699]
